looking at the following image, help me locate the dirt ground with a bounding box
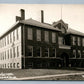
[0,69,84,80]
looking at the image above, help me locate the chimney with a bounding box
[16,16,21,22]
[41,10,44,23]
[20,9,25,20]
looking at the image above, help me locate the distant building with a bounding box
[0,9,84,69]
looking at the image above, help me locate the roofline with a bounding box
[0,21,20,39]
[20,19,61,32]
[21,22,61,32]
[66,33,84,37]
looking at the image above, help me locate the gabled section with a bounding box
[52,19,68,34]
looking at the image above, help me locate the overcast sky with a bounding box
[0,4,84,36]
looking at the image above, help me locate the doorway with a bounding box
[61,53,69,67]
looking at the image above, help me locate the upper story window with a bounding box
[28,28,33,40]
[16,28,19,40]
[78,50,81,58]
[10,33,12,43]
[44,31,49,42]
[7,35,9,44]
[52,32,56,43]
[58,37,63,45]
[10,48,12,58]
[13,31,15,41]
[36,29,41,41]
[82,38,84,46]
[61,27,65,33]
[78,37,81,46]
[13,47,15,58]
[72,36,76,45]
[73,50,76,58]
[7,49,9,59]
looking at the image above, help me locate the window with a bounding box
[7,35,9,44]
[28,46,33,57]
[28,28,33,40]
[13,47,15,58]
[72,36,76,45]
[78,37,81,46]
[44,48,49,57]
[78,50,81,58]
[13,63,15,68]
[28,62,33,68]
[58,37,63,45]
[51,48,56,57]
[45,31,49,42]
[61,27,65,33]
[82,38,84,46]
[5,37,6,46]
[16,28,19,40]
[10,33,12,43]
[37,29,41,41]
[17,46,19,57]
[10,49,12,58]
[52,32,56,43]
[82,50,84,58]
[17,63,19,68]
[13,31,15,41]
[8,63,9,68]
[10,63,12,68]
[5,51,6,59]
[36,47,41,57]
[7,50,9,59]
[5,64,6,68]
[73,50,76,58]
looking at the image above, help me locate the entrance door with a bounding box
[61,53,69,67]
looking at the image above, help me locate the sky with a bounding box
[0,4,84,36]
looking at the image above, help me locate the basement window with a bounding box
[17,63,19,68]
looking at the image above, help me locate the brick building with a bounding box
[0,9,84,69]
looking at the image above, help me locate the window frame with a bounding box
[44,31,49,42]
[28,46,33,57]
[36,29,41,41]
[52,32,56,43]
[28,28,33,40]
